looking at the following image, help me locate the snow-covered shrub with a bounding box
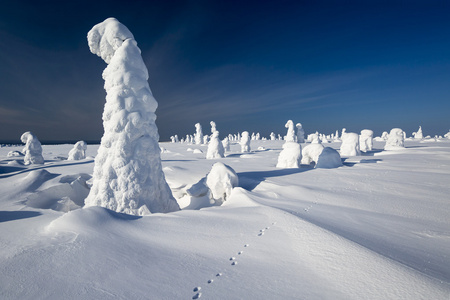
[7,151,24,157]
[84,18,179,215]
[284,120,296,142]
[340,133,361,156]
[444,130,450,139]
[21,131,44,165]
[412,126,423,139]
[206,162,239,205]
[276,142,302,168]
[296,123,305,143]
[195,123,203,145]
[206,131,225,159]
[310,133,320,144]
[240,131,251,152]
[301,143,325,165]
[384,128,405,150]
[381,131,389,140]
[359,130,373,152]
[315,147,342,169]
[68,141,87,161]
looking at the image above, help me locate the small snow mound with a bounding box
[193,149,203,154]
[276,142,302,168]
[315,147,342,169]
[7,150,24,157]
[26,174,90,212]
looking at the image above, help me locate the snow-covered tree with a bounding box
[276,142,302,168]
[381,131,389,140]
[20,131,44,165]
[84,18,179,215]
[412,126,423,139]
[240,131,251,152]
[206,131,225,159]
[210,121,217,134]
[68,141,87,161]
[444,130,450,139]
[203,135,209,145]
[384,128,405,150]
[195,123,203,145]
[296,123,305,143]
[284,120,296,142]
[301,143,325,165]
[206,162,238,205]
[270,132,276,140]
[359,129,373,152]
[340,132,361,156]
[222,136,230,152]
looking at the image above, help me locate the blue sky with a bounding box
[0,0,449,142]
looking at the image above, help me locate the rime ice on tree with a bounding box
[210,121,217,134]
[384,128,405,150]
[359,129,373,152]
[20,131,44,165]
[84,18,179,215]
[68,141,87,160]
[206,131,225,159]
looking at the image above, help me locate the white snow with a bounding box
[84,18,179,215]
[1,139,450,299]
[284,120,296,142]
[315,147,343,169]
[301,143,325,165]
[205,162,239,205]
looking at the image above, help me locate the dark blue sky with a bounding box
[1,0,449,142]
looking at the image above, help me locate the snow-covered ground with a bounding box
[1,139,449,299]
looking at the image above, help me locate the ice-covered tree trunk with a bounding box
[21,131,44,165]
[84,18,179,215]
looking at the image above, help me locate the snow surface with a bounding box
[1,139,450,299]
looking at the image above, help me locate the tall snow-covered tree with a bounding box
[84,18,179,215]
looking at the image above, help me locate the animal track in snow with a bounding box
[191,222,276,298]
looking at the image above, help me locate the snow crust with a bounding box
[85,18,179,215]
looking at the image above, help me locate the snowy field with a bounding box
[1,139,450,299]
